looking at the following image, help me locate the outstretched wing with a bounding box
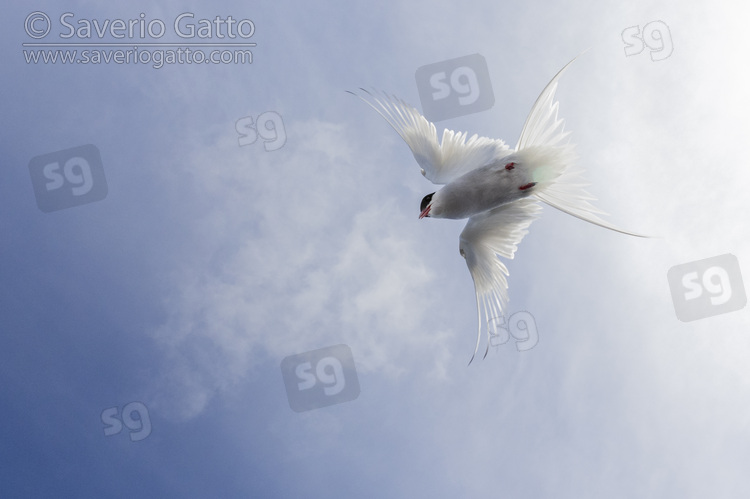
[348,89,511,185]
[458,198,543,363]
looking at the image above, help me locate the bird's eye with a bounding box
[420,192,434,212]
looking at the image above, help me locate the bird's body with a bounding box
[350,57,646,363]
[423,147,560,219]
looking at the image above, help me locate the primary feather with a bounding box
[346,88,511,184]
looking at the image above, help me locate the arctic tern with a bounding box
[349,58,646,363]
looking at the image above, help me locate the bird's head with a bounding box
[419,192,436,219]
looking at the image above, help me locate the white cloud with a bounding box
[146,116,464,419]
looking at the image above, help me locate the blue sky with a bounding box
[2,0,749,497]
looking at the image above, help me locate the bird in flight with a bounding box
[349,58,646,363]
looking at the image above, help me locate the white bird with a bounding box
[349,58,646,363]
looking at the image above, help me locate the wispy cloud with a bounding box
[146,117,456,419]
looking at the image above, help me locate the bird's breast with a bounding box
[433,158,535,219]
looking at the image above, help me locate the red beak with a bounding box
[419,205,431,219]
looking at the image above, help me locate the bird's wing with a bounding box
[349,89,511,185]
[458,198,543,363]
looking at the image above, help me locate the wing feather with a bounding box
[458,198,542,363]
[348,89,510,184]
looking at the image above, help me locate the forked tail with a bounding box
[517,57,648,238]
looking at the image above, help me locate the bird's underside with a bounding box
[349,57,647,363]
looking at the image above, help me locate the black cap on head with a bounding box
[420,192,435,213]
